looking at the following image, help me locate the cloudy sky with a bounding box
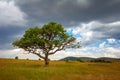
[0,0,120,60]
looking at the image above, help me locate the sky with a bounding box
[0,0,120,60]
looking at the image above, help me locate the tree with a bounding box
[15,56,18,60]
[12,22,80,66]
[65,58,70,62]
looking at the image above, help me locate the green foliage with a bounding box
[12,22,80,66]
[76,58,84,62]
[15,56,18,60]
[38,58,41,61]
[12,22,78,51]
[26,58,29,60]
[90,59,112,63]
[65,58,70,62]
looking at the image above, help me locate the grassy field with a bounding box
[0,59,120,80]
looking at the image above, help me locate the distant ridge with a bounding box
[97,57,120,61]
[59,56,120,62]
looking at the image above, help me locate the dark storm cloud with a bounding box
[0,0,120,59]
[1,0,120,50]
[91,22,120,39]
[15,0,120,25]
[0,26,26,49]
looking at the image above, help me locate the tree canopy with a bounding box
[12,22,80,66]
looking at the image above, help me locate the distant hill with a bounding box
[96,57,120,61]
[60,56,120,62]
[60,56,95,61]
[60,56,77,61]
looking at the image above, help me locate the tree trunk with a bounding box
[44,53,49,66]
[44,58,49,66]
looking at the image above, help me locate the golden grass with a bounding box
[0,59,120,80]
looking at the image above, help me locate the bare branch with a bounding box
[33,53,45,59]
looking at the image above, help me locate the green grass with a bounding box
[0,59,120,80]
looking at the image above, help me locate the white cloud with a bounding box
[0,47,120,60]
[0,0,27,26]
[78,47,120,58]
[108,21,120,27]
[105,47,120,54]
[99,42,106,48]
[107,39,116,44]
[104,47,120,58]
[0,49,38,59]
[66,21,120,60]
[68,20,120,46]
[82,31,93,41]
[0,49,20,58]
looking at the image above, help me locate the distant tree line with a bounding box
[64,58,112,63]
[64,58,84,62]
[90,59,112,63]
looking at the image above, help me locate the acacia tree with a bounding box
[12,22,80,66]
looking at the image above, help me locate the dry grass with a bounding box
[0,59,120,80]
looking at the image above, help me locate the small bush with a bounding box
[26,58,29,60]
[90,59,112,63]
[76,58,84,62]
[38,58,41,60]
[65,58,70,62]
[15,56,18,60]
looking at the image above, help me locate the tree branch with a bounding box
[33,53,45,59]
[48,42,67,55]
[24,46,45,59]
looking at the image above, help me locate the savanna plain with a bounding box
[0,59,120,80]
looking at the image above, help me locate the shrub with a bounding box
[90,59,112,63]
[26,58,29,60]
[65,58,70,62]
[76,58,84,62]
[15,56,18,60]
[38,58,41,60]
